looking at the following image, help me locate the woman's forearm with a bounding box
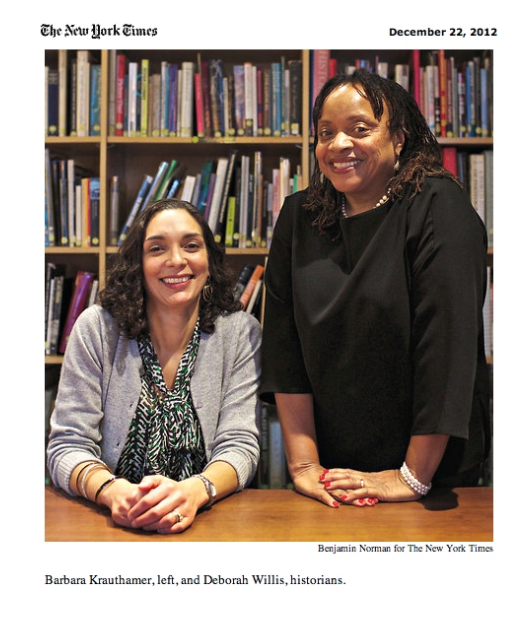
[404,433,450,486]
[274,392,320,477]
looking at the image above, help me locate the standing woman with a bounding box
[260,70,490,507]
[47,199,261,533]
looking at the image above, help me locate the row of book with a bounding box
[442,148,493,247]
[310,50,493,139]
[45,51,101,137]
[45,149,99,247]
[45,266,98,355]
[45,50,303,139]
[108,52,303,140]
[114,152,301,248]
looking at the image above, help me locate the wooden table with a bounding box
[45,485,493,542]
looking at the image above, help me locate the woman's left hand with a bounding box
[319,468,420,505]
[126,475,206,534]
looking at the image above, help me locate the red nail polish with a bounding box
[324,481,331,488]
[341,494,348,500]
[319,474,325,481]
[358,498,365,504]
[332,501,339,508]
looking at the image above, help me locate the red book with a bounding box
[115,54,127,137]
[194,71,204,137]
[239,264,264,310]
[441,147,457,176]
[58,270,95,354]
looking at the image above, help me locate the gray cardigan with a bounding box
[47,305,262,494]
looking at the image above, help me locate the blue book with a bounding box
[89,65,101,136]
[117,174,153,245]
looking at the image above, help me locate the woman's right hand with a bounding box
[97,478,147,528]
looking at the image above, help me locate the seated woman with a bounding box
[47,198,261,534]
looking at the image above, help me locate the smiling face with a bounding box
[142,208,210,317]
[315,84,404,215]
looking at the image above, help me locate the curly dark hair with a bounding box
[306,69,458,235]
[99,198,241,338]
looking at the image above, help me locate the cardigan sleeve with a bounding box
[46,306,113,494]
[193,311,262,490]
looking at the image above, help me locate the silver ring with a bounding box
[360,479,364,489]
[173,510,184,523]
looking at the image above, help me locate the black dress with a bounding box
[260,177,491,483]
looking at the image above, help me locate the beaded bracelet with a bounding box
[400,462,432,496]
[94,475,118,504]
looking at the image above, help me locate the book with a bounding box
[47,68,59,136]
[45,149,56,246]
[268,406,288,489]
[180,61,195,137]
[58,50,68,136]
[108,50,117,135]
[58,270,95,354]
[109,175,120,245]
[154,159,179,201]
[209,59,224,137]
[441,147,458,176]
[214,149,239,243]
[89,178,100,246]
[469,153,485,221]
[76,51,91,136]
[140,58,150,136]
[239,264,264,310]
[245,278,263,315]
[117,174,154,244]
[234,263,255,301]
[206,157,229,234]
[115,53,127,136]
[89,64,101,136]
[45,262,65,354]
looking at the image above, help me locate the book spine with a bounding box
[239,264,264,310]
[117,174,153,245]
[89,178,100,246]
[58,271,95,354]
[89,64,101,136]
[109,175,120,245]
[47,68,59,136]
[115,54,126,136]
[140,59,150,136]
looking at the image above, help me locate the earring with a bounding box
[202,280,213,303]
[394,158,400,173]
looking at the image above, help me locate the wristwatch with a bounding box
[193,474,217,507]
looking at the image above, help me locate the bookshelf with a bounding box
[45,47,494,367]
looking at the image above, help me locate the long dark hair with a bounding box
[99,198,240,337]
[306,69,457,235]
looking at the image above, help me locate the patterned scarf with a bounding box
[116,322,206,483]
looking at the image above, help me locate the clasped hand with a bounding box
[292,463,420,507]
[100,475,202,534]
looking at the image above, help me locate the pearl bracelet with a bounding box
[400,462,432,496]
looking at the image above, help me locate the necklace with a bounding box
[340,191,390,218]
